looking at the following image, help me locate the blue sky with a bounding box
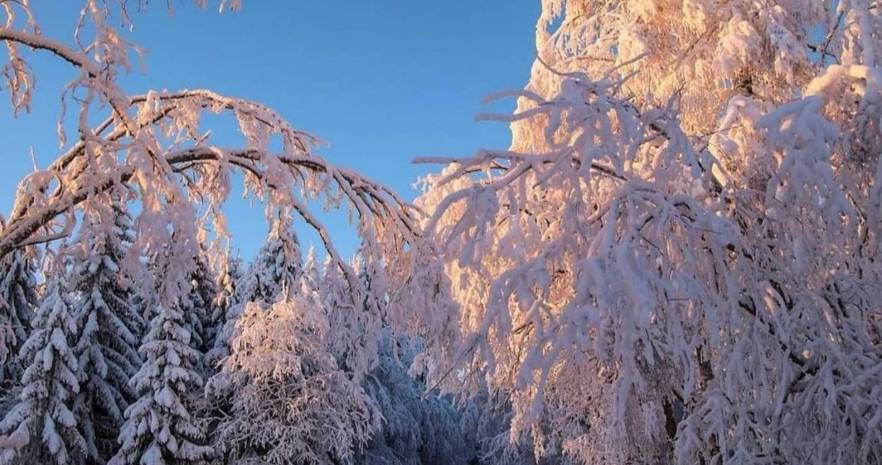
[0,1,538,259]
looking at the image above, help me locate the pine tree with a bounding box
[69,203,144,464]
[179,256,218,376]
[192,257,219,354]
[0,276,86,465]
[204,257,241,372]
[236,220,302,308]
[0,248,38,388]
[109,300,212,465]
[300,247,320,295]
[211,256,240,344]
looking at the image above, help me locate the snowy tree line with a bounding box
[0,206,542,465]
[2,0,882,464]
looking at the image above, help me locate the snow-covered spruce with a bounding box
[0,277,86,465]
[69,201,144,463]
[180,256,220,376]
[203,256,241,373]
[235,219,302,308]
[212,255,242,335]
[109,302,212,465]
[0,247,38,391]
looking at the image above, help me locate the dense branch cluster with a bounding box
[417,1,882,464]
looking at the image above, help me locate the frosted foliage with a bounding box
[523,0,826,138]
[193,255,230,361]
[109,299,212,465]
[459,390,577,465]
[0,279,86,465]
[213,256,242,325]
[204,258,241,371]
[418,1,882,464]
[212,296,379,465]
[319,255,383,377]
[3,1,882,465]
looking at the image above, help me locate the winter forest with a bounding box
[0,0,881,464]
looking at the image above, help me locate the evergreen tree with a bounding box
[204,222,304,462]
[69,203,144,464]
[300,247,320,295]
[0,276,86,465]
[213,256,241,327]
[236,220,302,308]
[358,332,468,465]
[180,256,218,376]
[192,257,220,354]
[109,300,212,465]
[0,248,38,388]
[204,257,241,372]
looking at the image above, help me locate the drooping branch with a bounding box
[0,144,418,259]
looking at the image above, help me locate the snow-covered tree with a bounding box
[0,274,86,465]
[318,253,485,465]
[458,389,575,465]
[211,295,379,465]
[68,197,144,464]
[319,255,383,377]
[179,255,220,378]
[357,331,468,465]
[0,247,38,389]
[208,254,240,357]
[237,219,303,308]
[11,1,882,464]
[416,2,882,464]
[0,4,423,461]
[208,220,302,369]
[203,256,240,373]
[110,263,212,465]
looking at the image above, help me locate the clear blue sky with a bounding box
[0,1,538,259]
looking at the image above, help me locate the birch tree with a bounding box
[417,2,882,464]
